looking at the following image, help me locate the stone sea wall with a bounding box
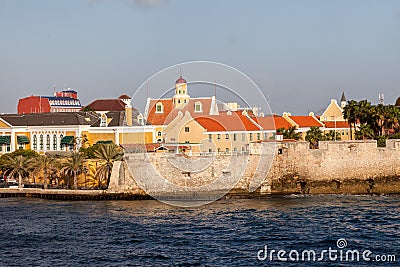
[108,140,400,196]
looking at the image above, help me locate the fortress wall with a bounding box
[109,140,400,195]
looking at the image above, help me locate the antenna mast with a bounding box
[379,93,384,105]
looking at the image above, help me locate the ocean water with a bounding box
[0,195,399,266]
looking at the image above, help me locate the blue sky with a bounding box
[0,0,399,114]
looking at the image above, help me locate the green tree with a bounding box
[61,152,85,190]
[277,126,301,141]
[30,155,59,189]
[324,130,342,141]
[1,155,31,188]
[355,123,374,140]
[81,106,95,112]
[343,100,358,140]
[93,143,124,189]
[79,144,100,159]
[305,126,324,149]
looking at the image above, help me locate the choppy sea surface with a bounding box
[0,195,399,266]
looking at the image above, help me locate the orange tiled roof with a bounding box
[146,97,214,125]
[289,116,324,128]
[323,121,350,128]
[256,115,292,130]
[194,112,260,132]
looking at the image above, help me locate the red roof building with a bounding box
[18,89,82,114]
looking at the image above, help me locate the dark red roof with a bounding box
[118,94,131,99]
[86,99,126,111]
[176,76,187,84]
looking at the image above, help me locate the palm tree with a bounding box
[61,152,85,190]
[324,130,341,141]
[93,143,124,189]
[277,126,301,141]
[355,123,374,140]
[30,155,59,189]
[343,100,358,140]
[2,155,31,188]
[305,126,324,148]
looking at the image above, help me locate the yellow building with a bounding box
[0,111,156,155]
[318,92,354,140]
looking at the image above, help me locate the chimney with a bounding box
[121,95,133,126]
[126,106,133,126]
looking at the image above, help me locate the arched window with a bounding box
[100,114,107,127]
[137,114,144,125]
[46,135,50,150]
[194,101,202,112]
[33,135,37,150]
[156,102,163,113]
[60,134,63,150]
[40,134,44,150]
[53,134,57,150]
[157,131,162,137]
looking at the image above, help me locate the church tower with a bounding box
[340,92,347,109]
[172,75,190,108]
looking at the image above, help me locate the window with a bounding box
[225,134,229,140]
[194,102,202,112]
[33,135,37,150]
[225,148,229,153]
[53,135,57,150]
[157,131,162,137]
[6,144,10,152]
[242,133,245,141]
[100,114,107,127]
[249,133,253,141]
[233,147,237,153]
[0,146,2,152]
[264,133,268,140]
[233,133,237,141]
[217,134,220,141]
[185,127,189,132]
[208,148,212,153]
[209,134,212,141]
[257,133,261,140]
[137,114,144,125]
[217,148,221,153]
[156,102,163,113]
[46,135,50,150]
[178,99,181,104]
[60,134,63,150]
[40,135,44,150]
